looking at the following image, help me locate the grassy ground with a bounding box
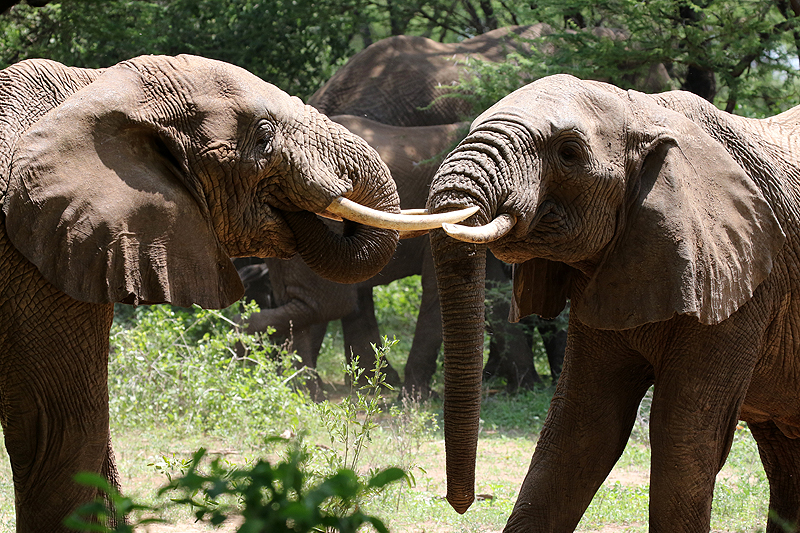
[0,292,773,532]
[0,391,770,532]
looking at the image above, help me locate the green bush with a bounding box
[108,302,311,437]
[66,441,406,533]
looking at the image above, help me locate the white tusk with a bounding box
[441,213,517,243]
[326,197,480,230]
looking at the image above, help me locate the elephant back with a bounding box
[0,59,101,205]
[308,24,551,127]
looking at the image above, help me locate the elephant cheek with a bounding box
[228,214,298,260]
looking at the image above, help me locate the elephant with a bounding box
[240,115,472,399]
[308,24,552,127]
[425,73,800,531]
[0,55,464,531]
[298,23,668,392]
[308,23,671,127]
[254,26,585,395]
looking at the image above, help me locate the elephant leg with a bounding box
[484,255,541,391]
[0,280,115,532]
[538,320,566,383]
[647,318,759,532]
[749,420,800,532]
[291,322,328,402]
[341,286,401,386]
[402,251,442,399]
[504,322,652,532]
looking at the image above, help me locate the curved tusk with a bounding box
[441,213,517,244]
[326,197,479,230]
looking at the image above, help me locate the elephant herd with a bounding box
[2,23,800,533]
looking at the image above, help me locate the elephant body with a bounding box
[308,25,551,126]
[427,75,800,531]
[0,56,403,531]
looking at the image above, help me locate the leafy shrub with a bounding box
[66,441,406,533]
[69,338,412,533]
[108,302,311,437]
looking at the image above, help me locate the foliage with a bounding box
[67,337,414,533]
[4,0,800,114]
[162,443,404,533]
[454,0,800,118]
[65,442,405,533]
[373,276,423,356]
[108,302,311,437]
[316,339,398,473]
[0,0,366,99]
[63,472,164,533]
[479,388,553,435]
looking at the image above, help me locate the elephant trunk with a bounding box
[430,226,486,513]
[285,120,401,284]
[426,129,528,513]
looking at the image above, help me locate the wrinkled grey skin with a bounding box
[240,115,469,399]
[0,55,399,532]
[427,74,800,532]
[262,26,581,394]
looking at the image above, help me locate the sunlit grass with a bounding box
[0,300,773,532]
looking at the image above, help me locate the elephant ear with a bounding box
[573,99,785,330]
[509,258,574,322]
[3,62,244,308]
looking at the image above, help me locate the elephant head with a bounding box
[425,74,785,512]
[1,55,459,309]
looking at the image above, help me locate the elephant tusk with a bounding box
[441,213,517,243]
[326,197,479,230]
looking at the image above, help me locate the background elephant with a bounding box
[426,74,800,532]
[0,55,417,531]
[308,23,671,126]
[308,24,551,126]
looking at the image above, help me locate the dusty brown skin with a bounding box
[309,25,551,126]
[427,74,800,532]
[243,116,469,398]
[0,55,401,532]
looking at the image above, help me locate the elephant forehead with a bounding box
[122,54,304,124]
[473,75,628,134]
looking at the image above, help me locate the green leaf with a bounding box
[368,467,406,488]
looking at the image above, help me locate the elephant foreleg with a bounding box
[341,286,401,386]
[1,280,115,532]
[538,319,566,383]
[647,316,760,532]
[402,258,443,399]
[504,320,652,533]
[290,322,328,402]
[484,255,542,391]
[748,420,800,533]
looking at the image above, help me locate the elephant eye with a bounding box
[254,122,275,155]
[558,140,583,166]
